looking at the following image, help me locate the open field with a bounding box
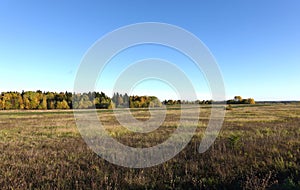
[0,104,300,189]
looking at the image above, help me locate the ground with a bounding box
[0,104,299,189]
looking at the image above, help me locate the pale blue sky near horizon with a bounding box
[0,1,299,101]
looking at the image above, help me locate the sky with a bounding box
[0,0,300,101]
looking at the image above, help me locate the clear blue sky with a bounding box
[1,0,299,101]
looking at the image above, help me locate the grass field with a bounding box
[0,104,300,189]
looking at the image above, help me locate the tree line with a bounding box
[0,91,162,110]
[226,96,255,104]
[0,91,255,110]
[162,99,213,105]
[0,91,112,110]
[112,93,162,108]
[162,96,255,105]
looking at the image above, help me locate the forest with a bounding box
[0,91,255,110]
[0,91,162,110]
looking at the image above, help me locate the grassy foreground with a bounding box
[0,104,300,189]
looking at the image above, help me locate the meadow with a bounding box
[0,104,299,189]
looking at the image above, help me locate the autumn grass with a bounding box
[0,104,300,189]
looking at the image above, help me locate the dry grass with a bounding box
[0,104,300,189]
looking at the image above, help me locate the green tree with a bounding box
[46,92,55,109]
[151,97,162,107]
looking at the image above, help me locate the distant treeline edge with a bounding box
[0,91,255,110]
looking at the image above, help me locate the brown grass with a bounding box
[0,104,300,189]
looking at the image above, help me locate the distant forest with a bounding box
[0,91,162,110]
[0,91,255,110]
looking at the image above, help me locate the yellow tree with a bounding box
[23,94,30,109]
[56,100,69,109]
[39,95,47,110]
[0,99,3,110]
[18,94,24,109]
[3,93,12,110]
[234,96,243,102]
[248,98,255,104]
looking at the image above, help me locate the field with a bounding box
[0,104,300,189]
